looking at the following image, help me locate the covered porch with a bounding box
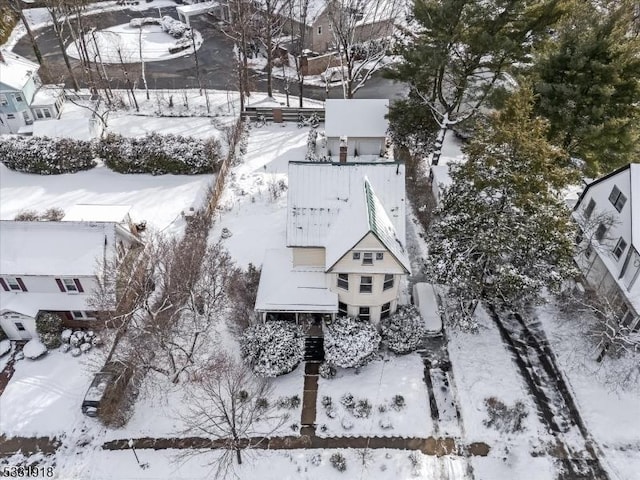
[255,249,337,323]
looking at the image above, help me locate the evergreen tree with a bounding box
[387,0,568,164]
[425,87,577,330]
[530,0,640,175]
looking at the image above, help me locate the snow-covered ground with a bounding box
[315,353,432,438]
[52,447,469,480]
[66,24,202,64]
[447,306,558,480]
[210,124,310,267]
[0,350,98,437]
[536,301,640,480]
[0,162,212,236]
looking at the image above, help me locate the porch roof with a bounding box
[255,249,338,312]
[0,292,93,319]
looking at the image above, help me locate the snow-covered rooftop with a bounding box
[255,248,338,312]
[0,50,39,91]
[63,204,132,223]
[0,292,92,318]
[0,221,115,276]
[287,162,405,248]
[324,177,410,272]
[31,84,64,106]
[283,0,327,25]
[176,1,220,15]
[324,99,389,138]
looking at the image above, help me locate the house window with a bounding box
[71,311,86,319]
[608,185,627,212]
[43,108,52,118]
[318,25,322,35]
[7,113,15,119]
[0,94,7,106]
[381,302,391,319]
[15,322,26,332]
[362,252,373,265]
[360,276,372,293]
[376,252,384,261]
[352,252,361,260]
[595,223,607,241]
[358,306,370,321]
[15,93,24,102]
[383,274,394,291]
[338,302,348,316]
[337,273,349,290]
[584,198,596,218]
[613,237,627,260]
[35,109,44,119]
[1,277,26,292]
[57,278,84,293]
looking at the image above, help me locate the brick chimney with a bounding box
[339,136,348,163]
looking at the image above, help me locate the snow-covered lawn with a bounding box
[106,115,224,141]
[55,447,468,480]
[315,354,432,438]
[0,350,98,438]
[447,306,557,479]
[536,301,640,480]
[66,24,202,64]
[0,163,211,236]
[104,364,304,441]
[210,124,309,267]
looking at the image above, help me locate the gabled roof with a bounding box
[575,163,640,251]
[324,99,389,138]
[0,220,115,276]
[0,50,39,91]
[324,177,410,272]
[287,161,405,248]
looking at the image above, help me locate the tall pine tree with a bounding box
[426,87,577,330]
[530,0,640,175]
[387,0,568,164]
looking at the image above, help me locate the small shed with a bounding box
[324,99,389,158]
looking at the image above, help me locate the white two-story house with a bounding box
[255,161,410,324]
[573,163,640,332]
[0,210,140,340]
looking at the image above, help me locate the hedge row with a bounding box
[0,136,96,174]
[0,133,223,175]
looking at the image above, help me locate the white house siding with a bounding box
[292,247,326,267]
[327,136,385,157]
[621,248,640,291]
[0,312,36,340]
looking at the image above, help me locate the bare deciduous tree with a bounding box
[179,354,287,478]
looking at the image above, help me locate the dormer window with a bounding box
[608,186,627,212]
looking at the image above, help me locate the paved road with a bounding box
[15,6,407,100]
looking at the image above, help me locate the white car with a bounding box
[413,282,443,335]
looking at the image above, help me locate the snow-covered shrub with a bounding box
[80,343,92,353]
[91,336,103,347]
[40,207,65,221]
[340,417,354,431]
[0,136,96,174]
[381,305,425,354]
[14,209,39,221]
[324,316,380,368]
[97,133,222,175]
[129,17,160,28]
[330,452,347,471]
[305,129,318,161]
[276,395,300,409]
[61,329,72,343]
[321,396,333,408]
[353,399,372,418]
[70,347,81,357]
[483,397,528,433]
[240,321,304,377]
[391,394,406,411]
[319,362,336,379]
[379,417,393,430]
[36,312,63,349]
[256,397,269,410]
[60,343,71,353]
[340,393,355,409]
[160,15,188,38]
[23,339,47,360]
[309,453,322,466]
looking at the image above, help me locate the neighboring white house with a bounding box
[574,163,640,333]
[324,99,389,160]
[255,161,410,324]
[0,213,140,340]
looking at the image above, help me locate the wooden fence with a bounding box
[242,107,325,123]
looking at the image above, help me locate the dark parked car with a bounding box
[81,371,115,417]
